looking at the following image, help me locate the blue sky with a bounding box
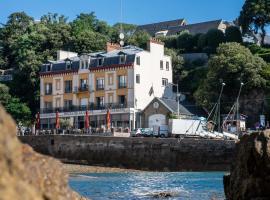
[0,0,245,25]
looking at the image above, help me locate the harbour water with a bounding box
[69,172,225,200]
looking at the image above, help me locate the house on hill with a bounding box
[137,19,232,37]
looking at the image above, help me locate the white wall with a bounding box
[134,42,172,110]
[57,50,78,60]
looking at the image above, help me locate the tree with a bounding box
[205,29,225,53]
[0,83,31,125]
[71,30,108,54]
[164,48,184,84]
[197,33,207,51]
[239,0,270,45]
[194,42,267,111]
[128,30,150,49]
[225,26,243,43]
[177,31,194,53]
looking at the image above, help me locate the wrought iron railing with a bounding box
[40,102,134,114]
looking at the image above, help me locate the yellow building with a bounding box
[39,40,172,130]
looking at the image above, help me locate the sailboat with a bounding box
[191,82,243,140]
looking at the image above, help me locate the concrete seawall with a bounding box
[19,135,236,171]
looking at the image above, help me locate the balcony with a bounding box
[45,90,52,95]
[118,83,127,89]
[40,102,134,114]
[96,84,104,91]
[73,85,89,93]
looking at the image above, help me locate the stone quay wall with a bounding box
[19,135,236,171]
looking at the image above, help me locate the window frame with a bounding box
[162,78,168,87]
[160,60,164,70]
[136,74,140,84]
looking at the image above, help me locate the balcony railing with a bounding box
[118,83,127,89]
[96,84,104,91]
[45,90,52,95]
[73,85,89,93]
[40,102,134,114]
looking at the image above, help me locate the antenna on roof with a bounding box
[119,0,125,47]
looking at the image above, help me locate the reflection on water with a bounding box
[69,172,225,200]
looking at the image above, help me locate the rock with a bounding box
[152,192,173,198]
[224,131,270,200]
[0,106,87,200]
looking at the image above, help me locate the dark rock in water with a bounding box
[0,106,87,200]
[152,192,173,198]
[224,131,270,200]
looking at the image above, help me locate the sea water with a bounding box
[69,172,225,200]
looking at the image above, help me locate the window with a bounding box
[160,60,164,70]
[80,59,88,69]
[96,78,105,90]
[136,56,140,65]
[97,58,103,66]
[55,98,61,108]
[45,83,52,95]
[80,79,88,91]
[162,78,168,86]
[136,74,140,84]
[64,100,72,108]
[96,96,105,108]
[44,101,52,109]
[118,95,126,106]
[66,61,72,70]
[64,80,72,93]
[108,74,114,85]
[56,79,61,90]
[118,75,127,88]
[108,93,114,103]
[46,64,52,72]
[119,55,126,64]
[166,61,170,71]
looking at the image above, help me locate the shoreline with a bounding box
[63,163,141,174]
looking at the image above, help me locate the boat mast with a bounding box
[217,83,226,132]
[236,82,244,134]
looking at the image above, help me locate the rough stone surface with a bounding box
[0,106,86,200]
[19,135,235,171]
[224,131,270,200]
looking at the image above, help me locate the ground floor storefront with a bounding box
[40,108,139,131]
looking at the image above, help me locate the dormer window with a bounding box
[66,61,72,70]
[119,55,126,64]
[97,58,103,66]
[46,64,52,72]
[80,59,89,69]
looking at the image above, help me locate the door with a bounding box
[148,114,166,130]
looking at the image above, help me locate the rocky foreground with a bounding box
[224,131,270,200]
[0,106,86,200]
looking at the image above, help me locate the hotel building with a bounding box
[39,39,172,130]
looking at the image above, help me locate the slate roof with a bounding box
[137,19,223,36]
[40,45,144,74]
[167,19,223,36]
[137,19,186,36]
[159,97,193,116]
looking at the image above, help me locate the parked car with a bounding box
[130,129,143,137]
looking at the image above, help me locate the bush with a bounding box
[225,26,243,43]
[197,34,207,50]
[205,29,225,53]
[177,31,194,53]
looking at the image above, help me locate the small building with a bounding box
[141,97,206,129]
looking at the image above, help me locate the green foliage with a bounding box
[177,31,194,53]
[246,43,270,63]
[239,0,270,45]
[225,26,243,43]
[164,48,184,83]
[194,42,268,111]
[157,35,178,49]
[0,83,31,125]
[128,30,150,49]
[197,34,207,51]
[205,29,225,53]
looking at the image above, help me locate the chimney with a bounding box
[147,38,164,54]
[106,42,121,52]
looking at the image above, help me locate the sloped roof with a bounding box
[167,19,223,35]
[40,45,144,74]
[159,98,193,116]
[137,19,186,36]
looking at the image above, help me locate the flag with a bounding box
[85,110,90,129]
[106,109,111,130]
[35,112,40,130]
[55,111,60,129]
[149,86,154,96]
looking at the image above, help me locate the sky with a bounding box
[0,0,245,25]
